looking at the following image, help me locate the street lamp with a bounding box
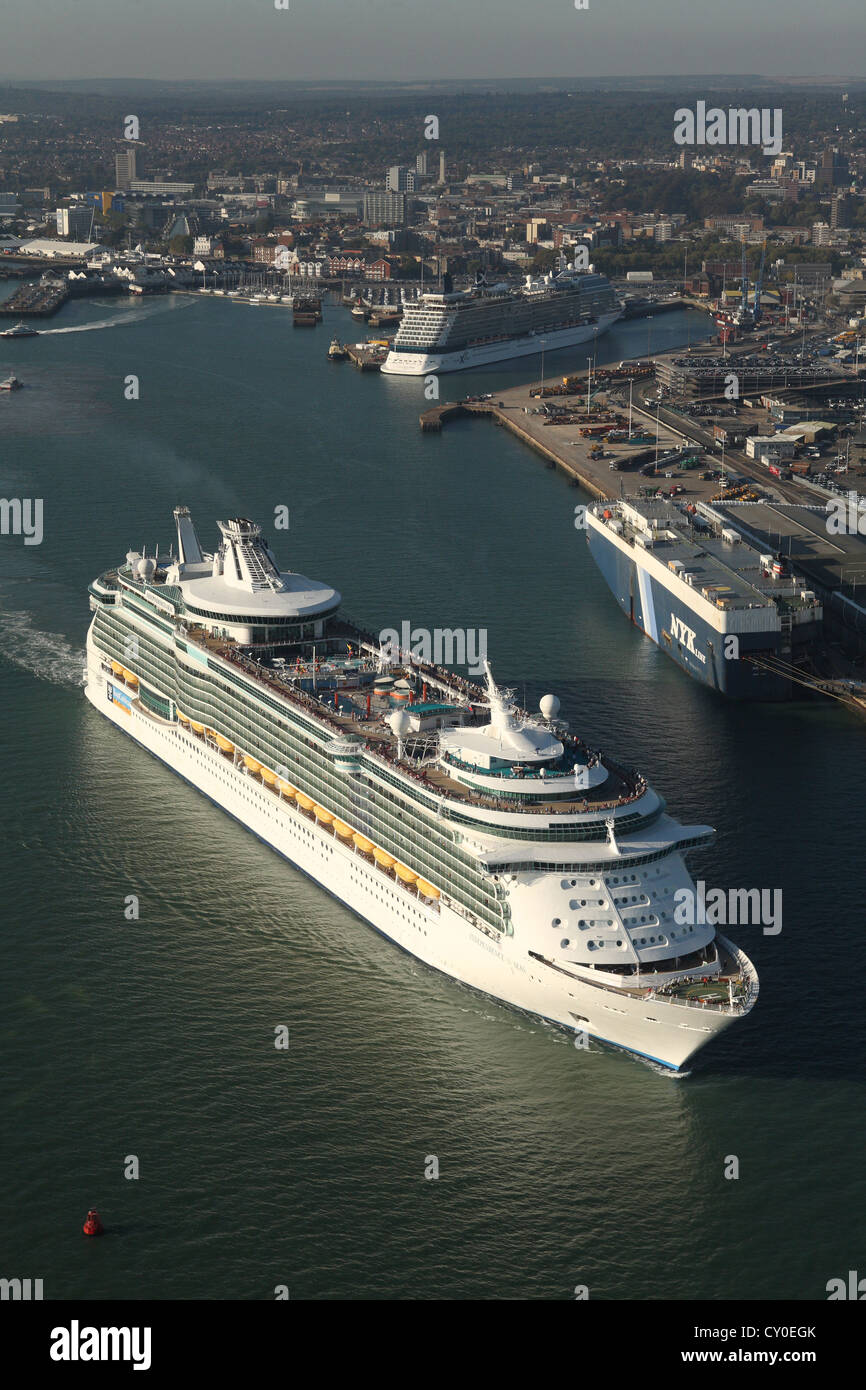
[647,316,654,359]
[586,356,593,413]
[540,337,547,396]
[654,401,661,474]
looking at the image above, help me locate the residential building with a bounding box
[115,147,138,190]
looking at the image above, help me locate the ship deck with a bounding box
[597,498,817,614]
[181,622,646,818]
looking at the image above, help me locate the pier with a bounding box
[419,371,696,502]
[0,280,69,316]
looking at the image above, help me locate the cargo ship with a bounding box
[585,497,823,699]
[84,505,759,1070]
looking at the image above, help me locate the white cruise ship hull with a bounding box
[84,640,747,1072]
[381,310,622,376]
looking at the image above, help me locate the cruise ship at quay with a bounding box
[85,507,758,1070]
[381,263,621,375]
[586,497,824,699]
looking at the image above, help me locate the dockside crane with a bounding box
[740,237,749,318]
[752,239,767,323]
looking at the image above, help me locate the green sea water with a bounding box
[1,289,863,1299]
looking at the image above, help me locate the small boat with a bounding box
[0,374,23,390]
[328,338,348,360]
[351,304,366,319]
[0,321,39,339]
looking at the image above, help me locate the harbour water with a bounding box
[1,290,864,1299]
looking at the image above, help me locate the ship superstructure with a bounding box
[381,262,621,375]
[586,497,824,698]
[85,506,758,1070]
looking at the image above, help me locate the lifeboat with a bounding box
[315,806,334,824]
[277,779,296,797]
[260,768,278,786]
[394,864,418,884]
[333,820,353,838]
[176,711,190,725]
[243,755,261,773]
[295,792,314,811]
[122,670,139,688]
[205,727,216,739]
[215,735,234,753]
[191,720,205,734]
[110,660,124,677]
[416,879,440,900]
[353,833,374,854]
[373,848,395,867]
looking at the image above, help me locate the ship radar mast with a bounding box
[482,660,518,735]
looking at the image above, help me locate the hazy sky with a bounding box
[2,0,865,83]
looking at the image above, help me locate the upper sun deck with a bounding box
[93,507,655,829]
[177,620,653,823]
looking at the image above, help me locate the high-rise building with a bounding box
[115,147,138,190]
[438,150,447,185]
[363,190,408,226]
[816,147,849,189]
[56,205,95,239]
[386,165,416,192]
[415,152,428,176]
[831,193,851,228]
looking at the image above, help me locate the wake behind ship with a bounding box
[382,261,621,375]
[85,507,758,1070]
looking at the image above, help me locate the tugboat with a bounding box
[0,321,39,339]
[328,337,348,360]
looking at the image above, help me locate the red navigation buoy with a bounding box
[83,1208,104,1237]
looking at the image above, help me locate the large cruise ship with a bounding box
[85,506,758,1070]
[586,497,824,698]
[381,263,621,375]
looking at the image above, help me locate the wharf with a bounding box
[0,281,69,316]
[419,382,691,502]
[347,343,386,371]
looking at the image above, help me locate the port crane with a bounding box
[752,239,767,324]
[733,237,754,327]
[740,237,750,318]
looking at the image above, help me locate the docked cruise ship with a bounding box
[85,507,758,1070]
[381,262,621,375]
[586,497,824,699]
